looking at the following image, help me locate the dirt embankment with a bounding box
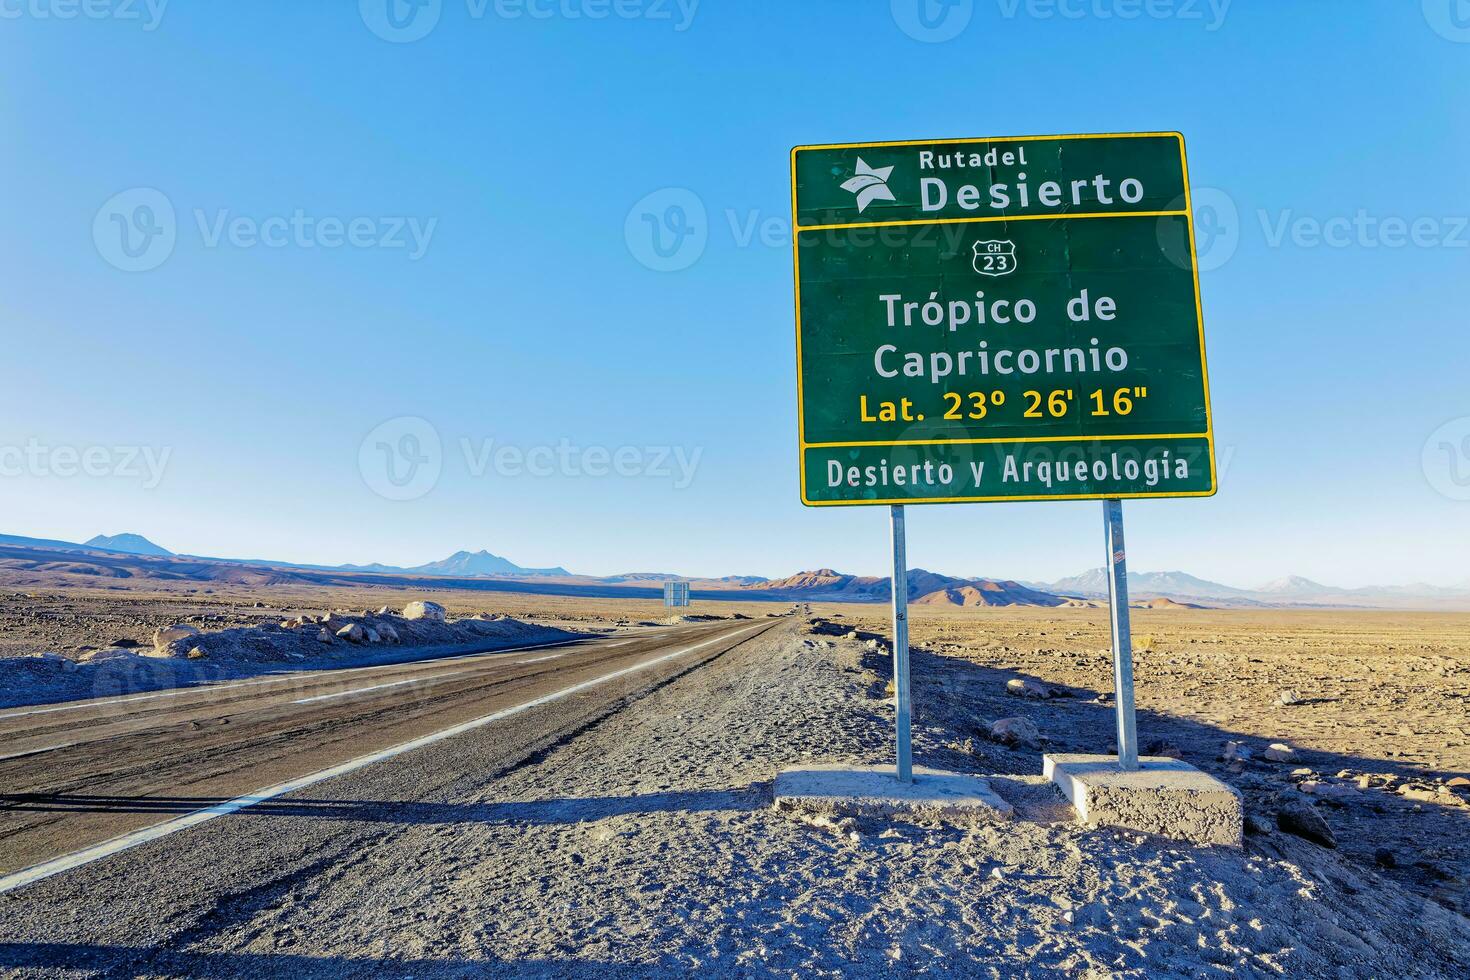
[0,603,581,710]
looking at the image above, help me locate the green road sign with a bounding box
[790,132,1215,506]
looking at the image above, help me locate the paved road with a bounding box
[0,618,779,894]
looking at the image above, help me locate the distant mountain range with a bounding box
[0,530,1465,610]
[751,568,1068,608]
[1022,568,1470,609]
[337,550,569,578]
[84,533,173,557]
[0,534,568,582]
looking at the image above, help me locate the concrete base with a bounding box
[773,764,1013,824]
[1044,754,1243,846]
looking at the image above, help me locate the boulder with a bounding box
[1221,741,1252,763]
[316,628,335,644]
[364,628,382,644]
[376,606,395,616]
[1263,743,1297,763]
[403,601,447,622]
[1006,678,1052,700]
[1277,802,1336,847]
[1243,813,1275,836]
[152,624,200,653]
[989,717,1042,747]
[30,652,78,673]
[186,646,208,660]
[377,623,400,643]
[336,624,366,643]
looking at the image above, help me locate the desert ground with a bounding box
[1,586,1467,976]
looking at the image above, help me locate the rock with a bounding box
[1263,743,1297,763]
[336,624,366,643]
[1374,848,1398,868]
[376,606,395,616]
[1277,802,1336,848]
[1244,813,1275,836]
[1006,678,1052,700]
[316,628,334,644]
[1221,741,1252,763]
[1143,738,1183,760]
[989,717,1042,748]
[78,648,143,665]
[364,628,382,644]
[377,623,400,643]
[1298,780,1358,800]
[186,646,208,660]
[1446,777,1470,791]
[403,600,447,622]
[1277,689,1303,706]
[152,624,200,652]
[30,652,78,673]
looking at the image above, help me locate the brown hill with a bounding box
[1134,596,1206,610]
[914,581,1068,608]
[756,569,1065,607]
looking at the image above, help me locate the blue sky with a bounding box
[1,1,1467,587]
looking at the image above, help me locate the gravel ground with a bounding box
[74,617,1468,979]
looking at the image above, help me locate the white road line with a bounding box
[290,671,471,705]
[515,654,566,664]
[0,674,336,721]
[0,622,766,896]
[0,637,587,722]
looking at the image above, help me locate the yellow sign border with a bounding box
[789,131,1216,507]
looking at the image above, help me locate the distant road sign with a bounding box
[791,132,1214,506]
[663,581,690,607]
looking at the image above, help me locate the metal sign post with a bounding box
[889,505,914,783]
[1103,498,1139,771]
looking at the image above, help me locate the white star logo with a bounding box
[840,157,896,214]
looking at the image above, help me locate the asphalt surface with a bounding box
[0,616,781,972]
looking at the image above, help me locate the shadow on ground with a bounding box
[838,634,1470,915]
[0,785,769,826]
[0,942,669,978]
